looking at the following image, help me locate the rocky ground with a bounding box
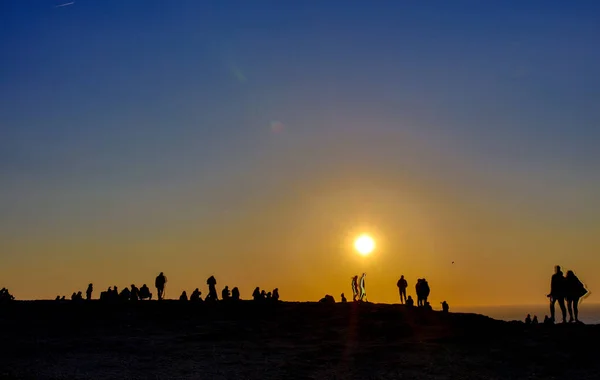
[0,301,598,379]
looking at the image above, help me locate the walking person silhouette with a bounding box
[359,273,367,302]
[155,272,167,301]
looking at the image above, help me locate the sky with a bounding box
[1,1,599,306]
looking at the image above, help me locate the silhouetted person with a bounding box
[71,292,77,301]
[119,287,131,301]
[566,270,587,323]
[548,265,567,323]
[61,296,66,301]
[319,294,335,303]
[341,293,347,303]
[100,287,111,301]
[272,288,279,302]
[190,288,202,302]
[222,286,230,301]
[112,286,119,301]
[416,279,423,306]
[406,295,414,307]
[0,288,14,302]
[423,301,432,311]
[206,276,218,301]
[130,284,140,301]
[544,315,552,325]
[86,283,93,300]
[179,291,188,301]
[421,279,430,304]
[155,272,167,300]
[525,314,532,325]
[532,315,539,325]
[55,295,60,301]
[231,287,240,301]
[359,273,367,301]
[351,275,359,302]
[139,284,152,300]
[441,300,449,313]
[397,275,408,304]
[252,287,261,301]
[260,290,267,300]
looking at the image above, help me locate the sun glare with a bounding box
[354,235,375,256]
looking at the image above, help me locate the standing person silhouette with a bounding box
[548,265,567,323]
[155,272,167,301]
[86,283,93,301]
[565,270,588,323]
[359,273,367,302]
[397,275,408,304]
[351,276,359,302]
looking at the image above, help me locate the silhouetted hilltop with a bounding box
[0,301,598,379]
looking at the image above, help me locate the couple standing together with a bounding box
[548,265,588,323]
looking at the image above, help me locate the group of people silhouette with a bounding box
[524,265,589,325]
[59,273,281,304]
[547,265,588,323]
[396,275,445,311]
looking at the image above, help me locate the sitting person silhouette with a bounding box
[119,287,131,301]
[525,314,532,324]
[179,291,188,301]
[139,284,152,300]
[272,288,279,302]
[532,315,539,324]
[341,293,347,303]
[406,295,414,307]
[441,300,449,313]
[130,284,140,301]
[206,276,218,301]
[231,287,240,301]
[190,288,202,302]
[252,287,262,301]
[222,286,230,301]
[319,294,335,303]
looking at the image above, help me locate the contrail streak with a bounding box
[55,2,75,7]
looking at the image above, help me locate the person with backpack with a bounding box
[565,270,588,323]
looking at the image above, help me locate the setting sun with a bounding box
[354,235,375,256]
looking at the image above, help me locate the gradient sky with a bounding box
[1,1,599,305]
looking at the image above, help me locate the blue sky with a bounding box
[1,1,599,303]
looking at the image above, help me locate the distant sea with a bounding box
[454,303,600,325]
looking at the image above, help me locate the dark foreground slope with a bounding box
[0,301,599,379]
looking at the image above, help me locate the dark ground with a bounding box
[0,301,598,379]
